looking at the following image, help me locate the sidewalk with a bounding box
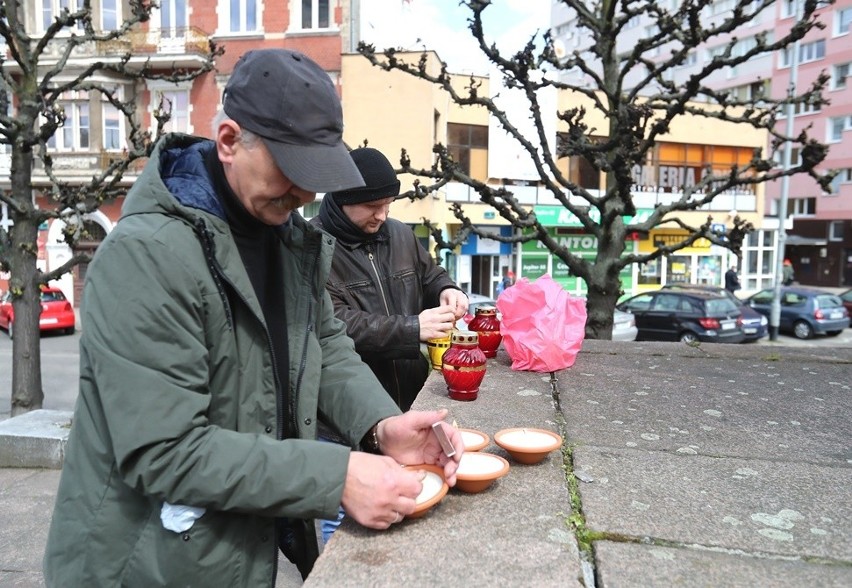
[2,340,851,586]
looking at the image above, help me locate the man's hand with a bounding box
[341,452,425,529]
[418,304,457,341]
[440,289,469,320]
[376,409,463,485]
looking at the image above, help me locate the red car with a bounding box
[0,286,76,339]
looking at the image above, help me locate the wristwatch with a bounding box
[361,423,381,454]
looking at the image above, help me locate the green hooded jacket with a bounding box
[43,134,401,586]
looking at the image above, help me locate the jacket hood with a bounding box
[122,134,225,223]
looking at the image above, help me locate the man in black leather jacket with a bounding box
[311,147,468,411]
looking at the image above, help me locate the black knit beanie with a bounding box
[329,148,401,205]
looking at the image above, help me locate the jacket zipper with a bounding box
[367,246,402,407]
[193,218,282,584]
[292,236,322,436]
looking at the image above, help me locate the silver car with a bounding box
[612,308,638,342]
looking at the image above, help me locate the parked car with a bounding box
[616,289,745,344]
[840,288,852,325]
[0,286,76,339]
[612,308,639,342]
[580,298,638,342]
[743,286,849,339]
[662,283,768,341]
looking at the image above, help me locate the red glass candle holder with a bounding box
[441,331,487,401]
[466,305,502,358]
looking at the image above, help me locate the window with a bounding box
[781,0,797,18]
[774,147,802,168]
[295,0,331,30]
[832,62,850,90]
[159,0,187,37]
[787,197,816,216]
[829,167,852,193]
[829,221,844,241]
[447,123,488,181]
[229,0,258,33]
[828,116,851,142]
[727,80,769,101]
[101,0,118,30]
[47,91,89,151]
[675,51,698,68]
[154,90,190,134]
[102,101,123,151]
[644,24,660,56]
[781,39,825,66]
[836,7,852,36]
[556,132,600,190]
[710,0,736,15]
[42,0,84,32]
[778,104,822,118]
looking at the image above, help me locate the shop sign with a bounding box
[521,257,548,278]
[522,231,598,254]
[553,260,570,279]
[532,205,653,227]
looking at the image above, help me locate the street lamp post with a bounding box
[770,2,802,342]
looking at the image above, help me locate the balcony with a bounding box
[29,150,145,184]
[95,26,214,70]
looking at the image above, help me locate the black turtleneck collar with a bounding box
[317,192,388,246]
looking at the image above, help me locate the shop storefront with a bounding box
[454,226,514,297]
[521,206,742,298]
[635,230,735,291]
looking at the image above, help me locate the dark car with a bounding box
[662,284,768,341]
[840,288,852,325]
[744,286,849,339]
[616,289,745,344]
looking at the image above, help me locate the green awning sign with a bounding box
[532,206,653,227]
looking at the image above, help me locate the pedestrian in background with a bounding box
[782,258,795,285]
[496,269,515,295]
[43,49,462,587]
[724,265,741,293]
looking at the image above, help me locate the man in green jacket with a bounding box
[43,49,462,586]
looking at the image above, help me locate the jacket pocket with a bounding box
[121,510,241,588]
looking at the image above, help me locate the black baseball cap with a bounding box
[222,49,365,193]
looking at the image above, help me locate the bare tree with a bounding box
[0,0,221,415]
[358,0,834,339]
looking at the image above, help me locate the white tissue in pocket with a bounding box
[160,502,206,533]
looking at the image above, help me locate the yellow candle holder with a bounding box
[426,335,452,370]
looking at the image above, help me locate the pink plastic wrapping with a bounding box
[496,274,586,372]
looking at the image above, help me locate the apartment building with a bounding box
[550,0,852,289]
[1,0,357,304]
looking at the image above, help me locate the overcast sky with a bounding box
[359,0,552,75]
